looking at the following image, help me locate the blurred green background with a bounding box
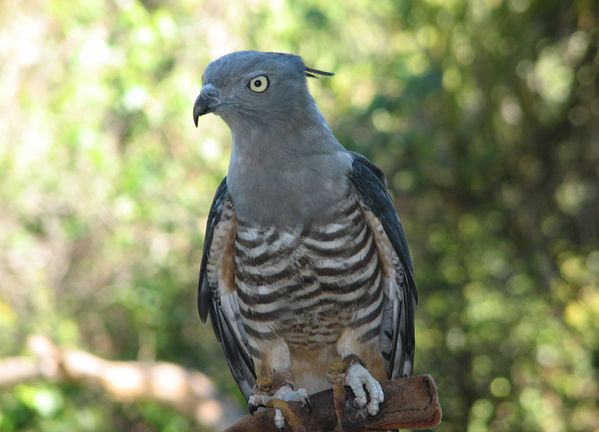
[1,0,598,431]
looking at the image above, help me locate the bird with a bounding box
[193,51,417,429]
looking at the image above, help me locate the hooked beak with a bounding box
[193,84,219,127]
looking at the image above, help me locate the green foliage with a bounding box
[0,0,598,430]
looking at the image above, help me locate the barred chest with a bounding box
[233,189,385,350]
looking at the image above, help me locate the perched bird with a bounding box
[194,51,417,428]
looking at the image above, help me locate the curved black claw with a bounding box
[304,395,312,414]
[248,403,260,415]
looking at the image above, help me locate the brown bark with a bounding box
[225,374,442,432]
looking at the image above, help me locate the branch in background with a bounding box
[0,335,242,430]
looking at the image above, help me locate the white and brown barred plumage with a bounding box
[235,185,382,348]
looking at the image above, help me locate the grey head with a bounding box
[193,51,353,227]
[193,51,333,135]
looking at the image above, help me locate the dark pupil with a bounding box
[254,79,262,87]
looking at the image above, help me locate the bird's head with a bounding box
[193,51,333,133]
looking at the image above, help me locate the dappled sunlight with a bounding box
[1,0,598,431]
[104,364,146,398]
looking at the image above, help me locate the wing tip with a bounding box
[198,289,211,324]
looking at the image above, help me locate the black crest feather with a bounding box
[305,65,334,78]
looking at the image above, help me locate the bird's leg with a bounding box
[249,370,309,409]
[337,330,385,416]
[342,354,384,415]
[247,339,310,430]
[250,371,311,430]
[250,370,308,430]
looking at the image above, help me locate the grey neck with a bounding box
[225,110,352,228]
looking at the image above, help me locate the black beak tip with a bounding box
[193,93,203,128]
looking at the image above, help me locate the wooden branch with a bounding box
[0,335,242,430]
[225,374,442,432]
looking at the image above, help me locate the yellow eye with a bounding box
[249,75,269,92]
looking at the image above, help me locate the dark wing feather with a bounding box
[350,155,417,379]
[198,178,256,399]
